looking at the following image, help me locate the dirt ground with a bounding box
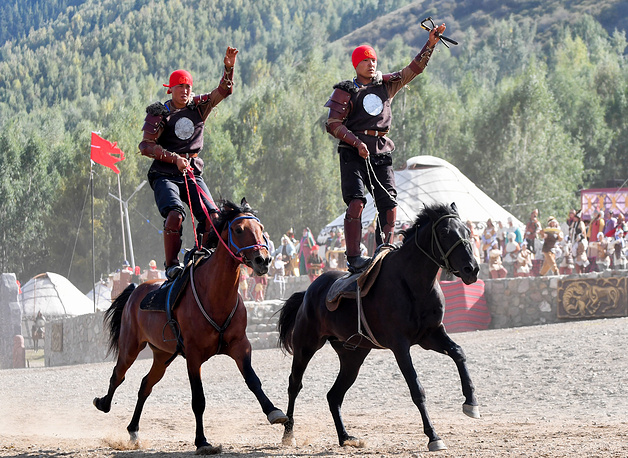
[1,317,627,457]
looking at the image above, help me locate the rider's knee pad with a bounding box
[164,210,183,235]
[346,199,365,221]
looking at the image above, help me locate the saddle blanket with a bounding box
[140,249,211,313]
[326,247,393,311]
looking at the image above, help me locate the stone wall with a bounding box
[44,311,113,367]
[19,269,628,367]
[0,273,23,369]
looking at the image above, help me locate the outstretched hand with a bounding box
[224,46,239,69]
[428,23,446,47]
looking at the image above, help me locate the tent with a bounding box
[86,281,113,312]
[320,155,523,239]
[19,272,95,317]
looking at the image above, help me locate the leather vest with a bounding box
[345,83,395,155]
[149,103,205,176]
[158,105,204,155]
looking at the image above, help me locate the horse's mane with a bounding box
[215,199,255,231]
[204,199,255,248]
[400,202,454,245]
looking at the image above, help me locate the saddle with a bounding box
[140,249,212,313]
[326,246,394,311]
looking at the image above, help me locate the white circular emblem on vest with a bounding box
[363,93,384,116]
[174,117,195,140]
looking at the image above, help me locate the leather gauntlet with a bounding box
[408,42,435,75]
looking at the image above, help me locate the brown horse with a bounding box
[94,199,287,453]
[278,202,480,452]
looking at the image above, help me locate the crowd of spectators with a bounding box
[469,208,628,279]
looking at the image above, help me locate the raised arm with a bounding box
[195,46,239,120]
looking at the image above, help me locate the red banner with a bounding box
[90,132,125,174]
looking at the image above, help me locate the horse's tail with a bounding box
[277,291,306,355]
[103,283,136,357]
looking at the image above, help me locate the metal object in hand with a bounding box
[420,16,459,48]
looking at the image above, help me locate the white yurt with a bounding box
[320,155,523,239]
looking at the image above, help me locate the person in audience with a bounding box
[596,232,611,271]
[481,219,497,263]
[503,232,520,265]
[466,220,482,264]
[587,210,605,242]
[514,241,533,277]
[488,240,508,279]
[539,216,563,276]
[524,209,542,256]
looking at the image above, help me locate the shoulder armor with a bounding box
[146,101,169,116]
[333,80,358,94]
[324,87,352,117]
[143,102,168,135]
[371,71,384,85]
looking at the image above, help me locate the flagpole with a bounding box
[90,159,96,313]
[117,174,128,263]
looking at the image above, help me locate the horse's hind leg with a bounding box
[328,342,371,447]
[393,347,446,451]
[126,348,172,443]
[229,339,287,424]
[94,342,145,413]
[282,338,325,445]
[421,325,480,418]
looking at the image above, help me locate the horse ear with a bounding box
[450,202,459,215]
[241,197,252,212]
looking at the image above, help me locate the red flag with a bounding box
[90,132,125,174]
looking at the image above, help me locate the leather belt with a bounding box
[361,130,388,137]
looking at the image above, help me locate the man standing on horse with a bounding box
[324,23,446,273]
[139,47,238,281]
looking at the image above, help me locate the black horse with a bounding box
[277,202,481,451]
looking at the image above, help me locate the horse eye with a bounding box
[234,226,244,235]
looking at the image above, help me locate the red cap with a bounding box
[163,69,193,94]
[352,45,377,68]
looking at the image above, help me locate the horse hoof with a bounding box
[341,436,365,448]
[128,431,139,443]
[267,409,288,424]
[463,403,481,418]
[282,432,296,446]
[195,444,222,455]
[93,397,110,413]
[428,439,447,451]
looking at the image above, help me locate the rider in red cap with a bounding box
[139,47,238,281]
[324,23,446,273]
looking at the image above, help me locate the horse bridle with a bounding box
[226,214,270,267]
[415,213,472,275]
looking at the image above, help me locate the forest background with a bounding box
[0,0,627,292]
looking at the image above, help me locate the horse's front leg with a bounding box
[187,357,221,454]
[392,347,446,452]
[229,338,287,424]
[422,325,480,418]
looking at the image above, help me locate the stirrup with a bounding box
[347,255,371,274]
[165,264,183,281]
